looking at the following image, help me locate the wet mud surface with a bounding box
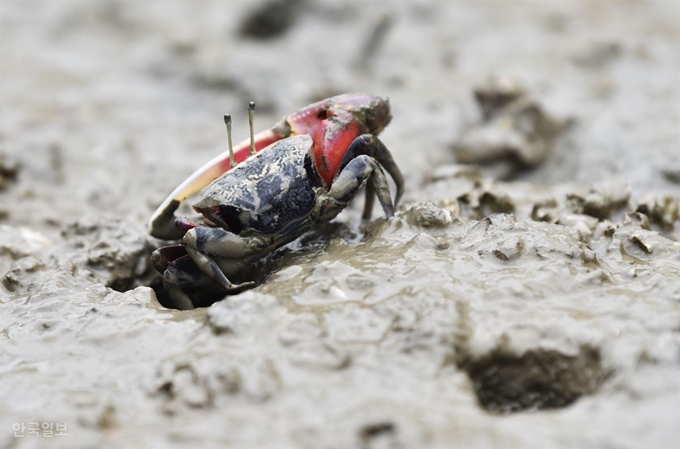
[1,1,679,448]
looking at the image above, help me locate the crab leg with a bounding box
[337,134,404,219]
[150,244,188,273]
[362,182,375,220]
[329,154,395,219]
[365,136,404,208]
[181,227,260,292]
[162,254,211,310]
[185,247,256,292]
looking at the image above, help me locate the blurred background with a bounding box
[1,0,678,238]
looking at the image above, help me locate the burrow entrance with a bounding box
[457,345,611,413]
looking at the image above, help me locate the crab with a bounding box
[149,93,404,309]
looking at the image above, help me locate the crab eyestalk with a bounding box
[248,101,256,156]
[223,114,236,167]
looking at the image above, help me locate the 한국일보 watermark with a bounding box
[12,421,68,438]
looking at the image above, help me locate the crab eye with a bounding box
[317,108,329,119]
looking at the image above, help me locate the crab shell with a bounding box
[192,134,322,237]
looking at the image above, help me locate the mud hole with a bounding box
[459,345,610,413]
[2,1,680,449]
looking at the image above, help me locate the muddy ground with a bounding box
[1,1,679,448]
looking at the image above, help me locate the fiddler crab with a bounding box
[149,93,404,309]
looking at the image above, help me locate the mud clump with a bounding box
[595,217,680,261]
[57,216,156,291]
[402,203,455,228]
[457,180,516,219]
[239,0,306,40]
[572,41,623,69]
[2,256,45,293]
[359,421,397,447]
[454,77,569,178]
[460,346,610,413]
[0,150,19,191]
[635,195,679,233]
[459,190,515,219]
[662,164,680,184]
[566,180,630,220]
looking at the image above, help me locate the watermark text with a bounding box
[12,422,68,438]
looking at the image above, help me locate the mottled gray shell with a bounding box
[193,134,321,235]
